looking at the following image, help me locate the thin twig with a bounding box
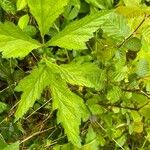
[94,121,125,150]
[118,13,148,48]
[25,98,52,119]
[98,102,139,111]
[45,135,66,148]
[20,126,56,144]
[31,52,39,62]
[0,83,16,93]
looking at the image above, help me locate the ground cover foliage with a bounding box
[0,0,150,149]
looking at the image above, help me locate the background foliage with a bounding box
[0,0,150,149]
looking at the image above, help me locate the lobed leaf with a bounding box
[15,64,50,120]
[50,74,89,147]
[60,62,106,90]
[101,12,131,42]
[0,22,41,58]
[27,0,69,37]
[45,59,105,90]
[47,11,111,50]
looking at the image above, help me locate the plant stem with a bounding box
[20,126,56,144]
[118,13,148,48]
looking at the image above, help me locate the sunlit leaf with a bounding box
[50,74,89,147]
[27,0,69,37]
[15,64,50,120]
[47,11,111,50]
[0,22,41,58]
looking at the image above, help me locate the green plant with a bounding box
[0,0,150,149]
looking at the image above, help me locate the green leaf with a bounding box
[131,111,142,122]
[50,74,89,147]
[88,104,104,115]
[132,121,143,133]
[86,0,103,9]
[45,59,106,90]
[137,39,150,64]
[115,135,126,147]
[0,22,41,58]
[47,11,111,50]
[146,81,150,93]
[85,126,97,143]
[85,0,113,9]
[15,64,50,120]
[3,141,19,150]
[123,0,141,6]
[0,139,7,149]
[101,12,131,42]
[106,86,122,103]
[136,59,149,77]
[140,104,150,119]
[0,102,7,113]
[17,0,27,10]
[23,25,38,37]
[82,126,99,150]
[64,0,81,20]
[142,25,150,44]
[124,37,142,51]
[53,143,73,150]
[27,0,69,37]
[18,14,29,30]
[146,130,150,142]
[60,62,106,90]
[116,6,148,18]
[130,93,148,107]
[86,96,105,115]
[0,0,16,14]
